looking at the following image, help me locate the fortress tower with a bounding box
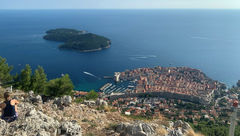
[114,72,121,82]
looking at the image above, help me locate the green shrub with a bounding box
[45,74,74,97]
[85,90,98,100]
[74,97,85,103]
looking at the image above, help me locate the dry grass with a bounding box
[150,113,169,128]
[186,129,204,136]
[155,127,168,136]
[103,105,111,112]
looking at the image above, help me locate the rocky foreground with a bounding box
[0,91,203,136]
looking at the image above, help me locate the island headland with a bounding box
[43,28,111,52]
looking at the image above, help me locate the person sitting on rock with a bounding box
[0,92,19,122]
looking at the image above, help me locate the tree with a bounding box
[31,66,47,94]
[237,80,240,88]
[18,64,32,92]
[12,73,20,88]
[85,90,98,100]
[0,56,13,84]
[45,74,74,97]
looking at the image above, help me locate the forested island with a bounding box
[43,28,111,52]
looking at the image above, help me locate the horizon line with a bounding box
[0,8,240,10]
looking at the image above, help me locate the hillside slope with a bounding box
[0,89,202,136]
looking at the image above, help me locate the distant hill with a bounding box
[43,28,111,52]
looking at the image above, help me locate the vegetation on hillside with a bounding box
[191,120,240,136]
[18,64,32,91]
[85,90,99,100]
[75,90,99,103]
[0,56,13,84]
[45,74,74,97]
[31,66,47,94]
[0,56,74,97]
[43,28,111,51]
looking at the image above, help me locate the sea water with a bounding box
[0,9,240,91]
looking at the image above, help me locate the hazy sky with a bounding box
[1,0,240,9]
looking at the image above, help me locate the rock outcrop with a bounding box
[114,120,193,136]
[60,120,82,136]
[115,122,155,136]
[54,95,72,107]
[166,120,192,136]
[25,91,43,104]
[0,101,81,136]
[96,99,108,106]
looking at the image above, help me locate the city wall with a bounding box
[108,92,210,105]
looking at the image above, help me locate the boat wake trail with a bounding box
[130,55,157,60]
[191,36,210,40]
[192,36,237,42]
[83,71,101,80]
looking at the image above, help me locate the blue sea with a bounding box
[0,9,240,91]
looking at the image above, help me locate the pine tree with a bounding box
[19,64,32,92]
[13,73,20,88]
[45,74,74,97]
[32,66,47,94]
[0,56,13,84]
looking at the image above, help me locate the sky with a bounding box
[0,0,240,9]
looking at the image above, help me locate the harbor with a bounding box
[99,81,135,95]
[100,72,135,95]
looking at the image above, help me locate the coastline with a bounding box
[79,44,111,52]
[43,28,111,53]
[59,44,111,52]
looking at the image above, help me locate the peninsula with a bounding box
[101,66,226,104]
[43,28,111,52]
